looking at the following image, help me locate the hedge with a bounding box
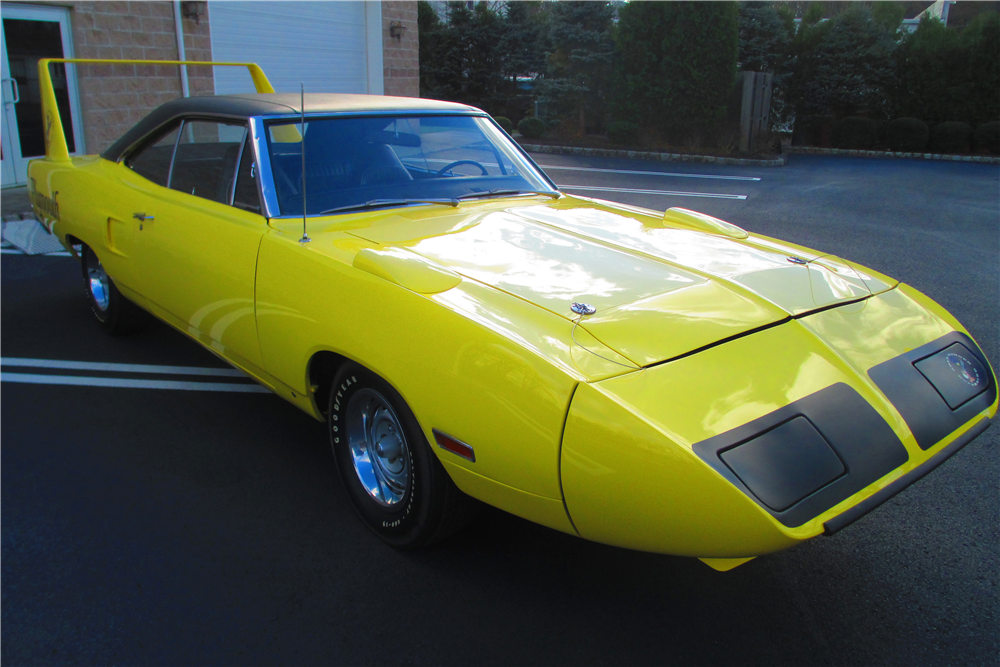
[792,115,834,147]
[607,121,640,146]
[887,117,929,151]
[517,117,545,139]
[832,117,876,150]
[975,121,1000,154]
[494,116,514,134]
[930,122,973,153]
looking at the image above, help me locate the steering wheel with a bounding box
[436,160,488,176]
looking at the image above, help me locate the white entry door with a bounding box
[1,4,84,187]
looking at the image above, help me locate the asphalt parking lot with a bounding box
[2,153,998,665]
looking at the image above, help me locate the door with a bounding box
[1,4,84,186]
[122,118,268,370]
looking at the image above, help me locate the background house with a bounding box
[0,0,419,188]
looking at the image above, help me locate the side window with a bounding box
[232,136,262,213]
[127,124,181,187]
[169,120,247,204]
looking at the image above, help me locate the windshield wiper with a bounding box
[321,198,459,215]
[457,189,562,201]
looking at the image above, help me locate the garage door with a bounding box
[209,1,383,95]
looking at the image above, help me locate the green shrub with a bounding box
[974,121,1000,154]
[887,117,929,151]
[832,116,876,149]
[494,116,514,134]
[517,117,545,139]
[792,115,834,147]
[607,121,640,146]
[930,121,973,153]
[873,119,889,149]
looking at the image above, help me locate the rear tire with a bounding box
[81,245,144,334]
[328,362,479,549]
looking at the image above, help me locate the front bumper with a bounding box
[560,286,996,558]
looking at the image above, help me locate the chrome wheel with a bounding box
[345,388,411,506]
[85,250,110,312]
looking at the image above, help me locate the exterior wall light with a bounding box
[181,1,207,24]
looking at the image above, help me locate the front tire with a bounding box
[81,245,144,334]
[328,362,478,549]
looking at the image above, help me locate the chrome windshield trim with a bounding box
[248,116,280,218]
[260,109,489,122]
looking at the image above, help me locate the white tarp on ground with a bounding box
[2,218,66,255]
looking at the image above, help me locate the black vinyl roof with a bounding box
[102,93,481,162]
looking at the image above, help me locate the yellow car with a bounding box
[28,60,996,571]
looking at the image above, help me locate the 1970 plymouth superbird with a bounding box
[27,60,996,571]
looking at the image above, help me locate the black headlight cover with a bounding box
[869,332,995,450]
[694,383,909,528]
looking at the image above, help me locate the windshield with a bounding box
[264,115,557,216]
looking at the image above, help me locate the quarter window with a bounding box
[127,123,180,187]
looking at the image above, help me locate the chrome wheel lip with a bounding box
[85,252,110,312]
[345,388,411,507]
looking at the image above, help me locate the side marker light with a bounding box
[433,429,476,462]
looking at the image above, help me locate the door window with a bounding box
[232,136,261,213]
[169,120,246,204]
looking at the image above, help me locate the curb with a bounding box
[787,146,1000,164]
[518,143,787,167]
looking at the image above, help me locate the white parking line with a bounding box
[1,372,271,393]
[559,185,747,200]
[1,248,73,256]
[540,165,760,181]
[1,357,246,377]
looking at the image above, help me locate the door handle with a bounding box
[132,212,154,221]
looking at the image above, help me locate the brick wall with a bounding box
[381,1,418,98]
[43,1,214,154]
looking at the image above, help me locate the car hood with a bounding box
[347,198,896,367]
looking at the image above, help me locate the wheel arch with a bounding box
[308,349,349,417]
[64,234,84,260]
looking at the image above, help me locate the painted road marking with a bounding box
[0,248,72,256]
[1,357,247,377]
[559,185,747,200]
[0,358,269,393]
[540,165,760,181]
[1,372,271,393]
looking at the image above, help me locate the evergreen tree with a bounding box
[789,5,898,119]
[739,1,796,127]
[614,2,739,143]
[536,1,616,135]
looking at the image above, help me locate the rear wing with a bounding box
[37,59,275,162]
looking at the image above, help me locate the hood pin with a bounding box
[571,302,597,316]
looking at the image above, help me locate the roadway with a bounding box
[2,153,998,665]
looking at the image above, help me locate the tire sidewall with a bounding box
[328,364,435,548]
